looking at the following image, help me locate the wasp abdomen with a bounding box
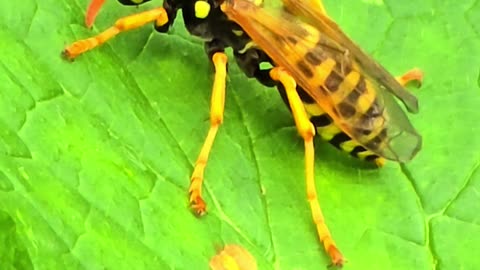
[303,101,381,163]
[298,52,389,157]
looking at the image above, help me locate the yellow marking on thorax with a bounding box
[194,1,211,19]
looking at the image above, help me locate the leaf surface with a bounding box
[0,0,479,269]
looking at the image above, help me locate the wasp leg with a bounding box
[63,8,169,60]
[270,67,344,267]
[189,52,228,216]
[396,68,424,87]
[311,0,328,15]
[85,0,106,28]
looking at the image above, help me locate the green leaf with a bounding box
[1,0,479,269]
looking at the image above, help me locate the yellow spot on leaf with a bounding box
[209,244,257,270]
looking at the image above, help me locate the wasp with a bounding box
[63,0,423,266]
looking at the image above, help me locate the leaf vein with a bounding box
[230,74,279,265]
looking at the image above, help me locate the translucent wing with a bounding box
[282,0,419,114]
[222,0,421,161]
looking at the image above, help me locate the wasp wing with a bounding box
[222,0,421,161]
[281,0,420,113]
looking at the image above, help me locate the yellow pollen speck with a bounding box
[194,1,211,19]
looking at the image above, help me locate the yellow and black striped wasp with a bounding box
[63,0,423,266]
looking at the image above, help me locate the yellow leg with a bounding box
[396,68,424,87]
[270,67,344,267]
[189,52,228,216]
[63,8,169,59]
[311,0,328,15]
[85,0,106,28]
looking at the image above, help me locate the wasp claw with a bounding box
[190,196,207,216]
